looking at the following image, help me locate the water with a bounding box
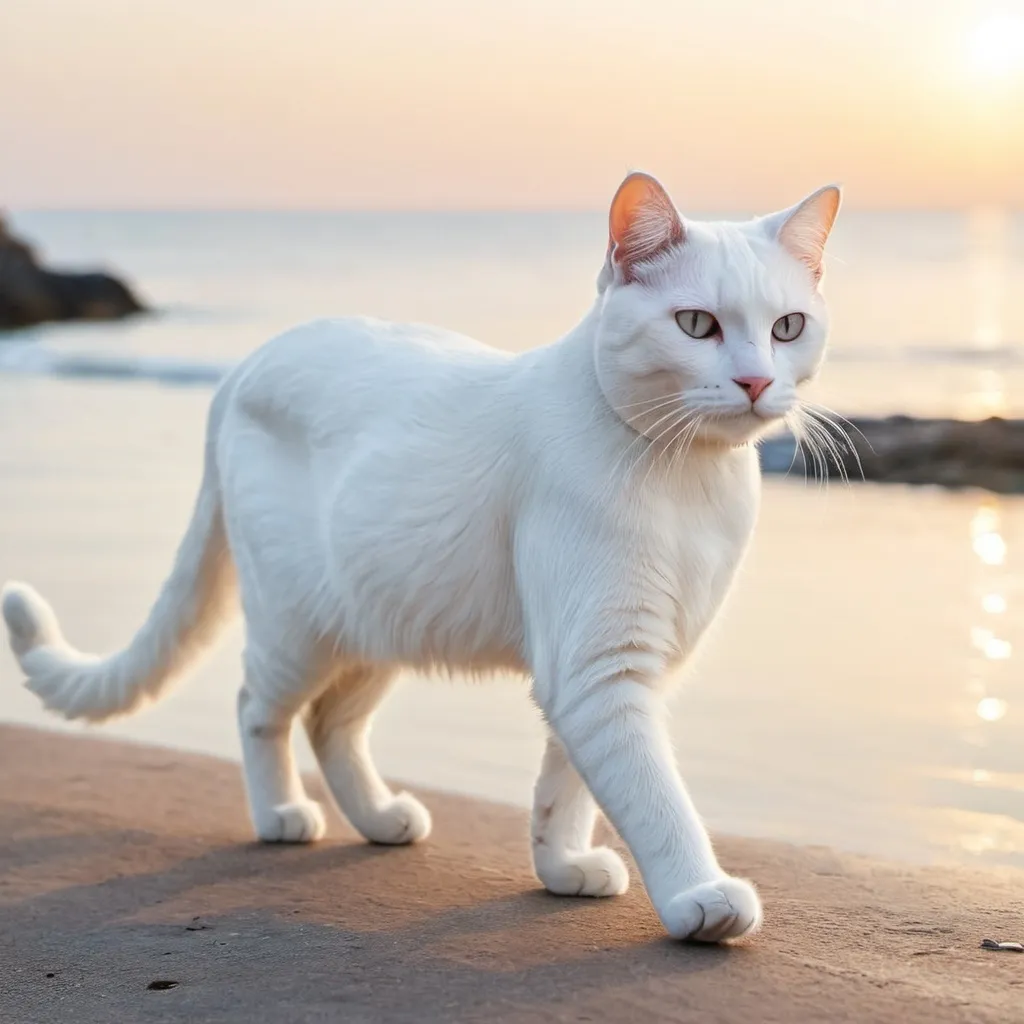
[1,209,1023,870]
[3,208,1024,417]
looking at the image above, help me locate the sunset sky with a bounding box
[2,0,1022,210]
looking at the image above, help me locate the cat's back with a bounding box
[228,316,510,437]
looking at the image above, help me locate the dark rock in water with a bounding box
[760,415,1024,494]
[0,214,145,330]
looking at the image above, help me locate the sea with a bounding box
[1,207,1023,870]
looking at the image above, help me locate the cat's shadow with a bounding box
[3,825,738,1018]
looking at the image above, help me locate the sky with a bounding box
[2,0,1022,210]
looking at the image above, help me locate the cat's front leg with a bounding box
[534,671,762,942]
[531,731,630,897]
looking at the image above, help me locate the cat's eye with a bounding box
[675,310,719,339]
[771,313,805,342]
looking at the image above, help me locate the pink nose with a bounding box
[733,376,773,403]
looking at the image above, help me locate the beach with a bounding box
[3,723,1023,1023]
[5,0,1024,1014]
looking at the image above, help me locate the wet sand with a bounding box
[2,724,1023,1023]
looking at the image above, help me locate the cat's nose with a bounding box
[732,376,773,403]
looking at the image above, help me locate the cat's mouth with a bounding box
[713,405,784,425]
[698,406,783,445]
[752,406,787,422]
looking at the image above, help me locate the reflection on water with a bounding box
[966,503,1013,685]
[967,208,1007,351]
[968,502,1012,689]
[957,205,1018,854]
[954,809,1024,857]
[962,369,1009,420]
[973,538,1006,566]
[977,697,1009,722]
[957,496,1018,863]
[959,207,1010,421]
[971,629,1013,660]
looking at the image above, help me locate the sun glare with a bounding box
[968,13,1024,79]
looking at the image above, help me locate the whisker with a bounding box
[615,392,691,413]
[638,408,699,489]
[790,409,826,489]
[804,416,849,485]
[621,397,693,430]
[665,415,702,478]
[800,413,847,487]
[608,400,687,483]
[585,387,685,427]
[802,401,875,454]
[801,408,853,479]
[800,415,829,489]
[781,412,805,481]
[801,404,866,482]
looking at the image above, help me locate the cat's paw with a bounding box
[257,800,327,843]
[661,877,762,942]
[359,792,432,845]
[535,846,630,897]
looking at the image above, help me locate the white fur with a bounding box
[2,173,839,943]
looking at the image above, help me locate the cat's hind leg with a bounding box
[304,664,431,845]
[237,643,327,843]
[531,731,630,897]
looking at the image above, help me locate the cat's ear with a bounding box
[763,185,841,285]
[605,172,685,284]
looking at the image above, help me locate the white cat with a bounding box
[3,172,839,943]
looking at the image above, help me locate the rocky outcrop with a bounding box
[0,215,145,330]
[761,416,1024,493]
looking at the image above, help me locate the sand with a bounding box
[2,724,1023,1023]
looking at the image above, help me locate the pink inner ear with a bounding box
[776,186,841,283]
[609,173,684,281]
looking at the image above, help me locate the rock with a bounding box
[760,415,1024,494]
[0,214,145,330]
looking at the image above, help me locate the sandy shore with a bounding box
[2,725,1022,1023]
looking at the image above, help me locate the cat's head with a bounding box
[593,172,840,448]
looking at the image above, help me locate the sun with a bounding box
[968,13,1024,79]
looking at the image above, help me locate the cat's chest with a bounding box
[642,459,759,654]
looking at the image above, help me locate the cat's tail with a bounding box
[2,405,237,723]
